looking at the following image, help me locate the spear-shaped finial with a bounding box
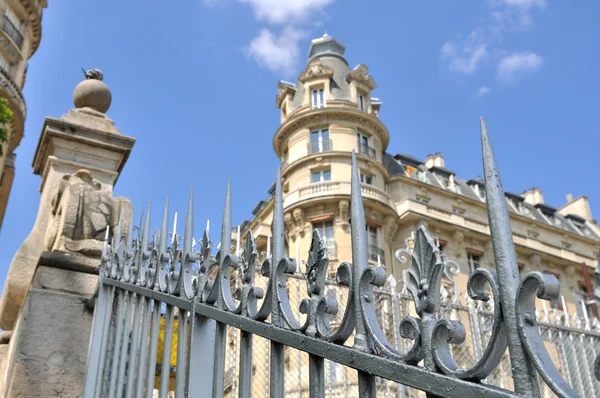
[183,188,194,257]
[272,167,284,263]
[115,211,124,246]
[480,116,540,395]
[172,212,178,245]
[221,179,232,257]
[160,197,169,254]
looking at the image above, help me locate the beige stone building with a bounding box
[0,0,47,229]
[239,32,600,326]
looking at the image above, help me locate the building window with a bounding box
[311,168,331,183]
[366,224,384,262]
[3,7,23,49]
[0,53,10,73]
[360,173,373,185]
[358,94,366,111]
[467,253,481,273]
[357,133,376,158]
[313,220,334,242]
[312,88,325,109]
[313,220,336,257]
[309,129,330,153]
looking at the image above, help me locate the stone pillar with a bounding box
[0,70,135,397]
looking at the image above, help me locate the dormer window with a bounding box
[358,94,366,111]
[312,88,325,109]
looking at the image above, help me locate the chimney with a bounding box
[425,152,444,169]
[523,188,544,206]
[557,194,593,222]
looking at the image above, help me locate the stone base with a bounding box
[1,252,99,397]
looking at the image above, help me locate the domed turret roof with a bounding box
[288,34,353,112]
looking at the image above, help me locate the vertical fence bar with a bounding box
[159,304,175,398]
[174,309,189,397]
[145,300,161,398]
[108,289,127,398]
[125,294,144,398]
[187,306,216,397]
[116,291,135,398]
[349,151,377,397]
[213,179,233,397]
[480,117,540,396]
[83,280,113,398]
[135,297,152,398]
[270,168,286,398]
[308,355,325,398]
[237,329,253,398]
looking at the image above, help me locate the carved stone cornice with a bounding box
[346,64,376,90]
[276,81,296,109]
[20,0,45,57]
[298,61,334,83]
[273,107,390,157]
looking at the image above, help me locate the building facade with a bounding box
[0,0,47,229]
[223,33,600,397]
[240,33,600,329]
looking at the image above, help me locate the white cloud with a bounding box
[497,0,545,9]
[497,52,542,82]
[441,41,487,75]
[247,27,305,76]
[239,0,333,25]
[476,86,491,97]
[442,0,545,76]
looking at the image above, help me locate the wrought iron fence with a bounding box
[83,118,600,397]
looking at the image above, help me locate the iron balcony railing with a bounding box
[2,16,23,50]
[358,142,376,159]
[308,139,332,154]
[368,244,385,263]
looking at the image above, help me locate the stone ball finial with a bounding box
[73,68,112,113]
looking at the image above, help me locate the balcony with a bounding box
[358,143,376,159]
[368,244,385,263]
[308,139,332,155]
[298,181,340,198]
[2,16,23,50]
[284,181,392,209]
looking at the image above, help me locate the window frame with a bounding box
[311,168,331,183]
[358,93,366,111]
[309,128,330,153]
[360,172,373,185]
[467,253,481,273]
[311,87,325,109]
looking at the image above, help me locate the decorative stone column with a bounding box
[0,70,135,397]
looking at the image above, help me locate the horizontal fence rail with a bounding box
[83,118,600,398]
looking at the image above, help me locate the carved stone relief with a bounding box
[44,169,132,257]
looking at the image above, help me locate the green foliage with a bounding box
[0,97,13,157]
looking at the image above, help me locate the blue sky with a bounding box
[1,0,599,284]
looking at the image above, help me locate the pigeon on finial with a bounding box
[81,67,104,81]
